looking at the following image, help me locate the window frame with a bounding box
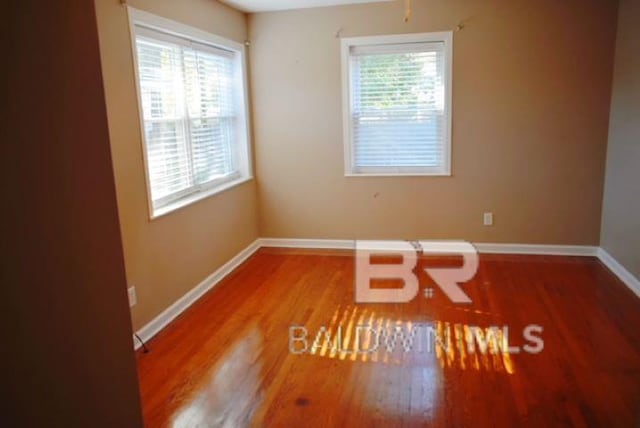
[127,7,253,219]
[340,32,453,177]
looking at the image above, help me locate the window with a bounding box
[129,9,251,218]
[341,32,452,176]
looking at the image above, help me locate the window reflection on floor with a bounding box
[305,305,515,374]
[172,328,264,428]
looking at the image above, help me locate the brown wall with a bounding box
[249,0,617,244]
[601,0,640,279]
[2,0,142,426]
[95,0,258,330]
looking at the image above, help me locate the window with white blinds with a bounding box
[342,33,452,176]
[130,10,251,217]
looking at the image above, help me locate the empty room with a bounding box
[5,0,640,427]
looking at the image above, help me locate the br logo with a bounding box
[354,240,479,304]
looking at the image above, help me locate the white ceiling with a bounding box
[220,0,395,13]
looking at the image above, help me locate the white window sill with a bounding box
[150,176,253,220]
[344,171,452,177]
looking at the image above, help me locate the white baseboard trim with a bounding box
[258,238,354,249]
[474,243,598,256]
[133,239,261,350]
[259,238,598,257]
[596,248,640,298]
[133,238,637,350]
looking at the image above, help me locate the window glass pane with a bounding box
[190,117,237,184]
[183,47,237,184]
[136,38,185,120]
[144,120,191,200]
[351,42,446,171]
[136,36,192,203]
[184,48,235,119]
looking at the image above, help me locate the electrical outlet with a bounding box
[128,286,137,307]
[483,212,494,226]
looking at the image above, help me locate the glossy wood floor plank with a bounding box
[137,249,640,427]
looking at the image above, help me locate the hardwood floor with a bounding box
[136,248,640,427]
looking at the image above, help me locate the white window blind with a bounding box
[343,33,452,176]
[131,15,250,217]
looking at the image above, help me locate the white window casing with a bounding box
[341,32,453,176]
[128,8,252,218]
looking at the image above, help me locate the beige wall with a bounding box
[250,0,617,244]
[601,0,640,279]
[95,0,258,330]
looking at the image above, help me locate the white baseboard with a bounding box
[133,238,637,350]
[259,238,598,257]
[474,243,598,256]
[133,239,261,350]
[597,248,640,298]
[258,238,354,249]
